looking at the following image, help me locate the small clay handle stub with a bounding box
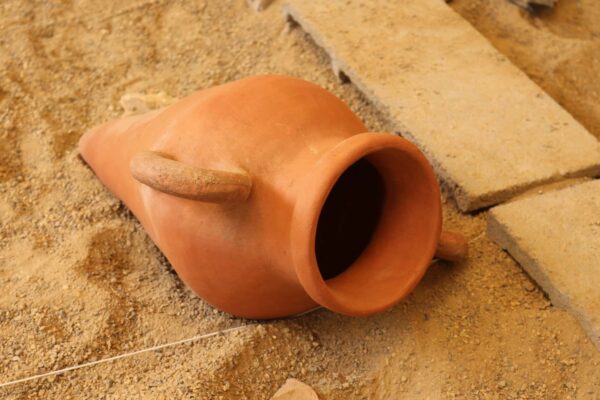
[130,150,252,203]
[435,231,468,262]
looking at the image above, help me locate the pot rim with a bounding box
[291,132,442,316]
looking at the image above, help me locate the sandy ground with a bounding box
[0,0,599,399]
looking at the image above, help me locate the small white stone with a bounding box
[271,378,319,400]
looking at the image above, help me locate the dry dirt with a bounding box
[0,0,599,399]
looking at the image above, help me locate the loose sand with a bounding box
[0,1,598,399]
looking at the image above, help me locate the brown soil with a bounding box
[0,1,598,399]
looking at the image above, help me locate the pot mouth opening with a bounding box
[315,158,385,281]
[292,133,442,316]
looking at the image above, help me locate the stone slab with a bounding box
[488,180,600,350]
[283,0,600,211]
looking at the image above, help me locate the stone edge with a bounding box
[487,201,600,351]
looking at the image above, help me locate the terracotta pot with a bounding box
[79,75,467,319]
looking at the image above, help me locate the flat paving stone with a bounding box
[488,180,600,350]
[283,0,600,211]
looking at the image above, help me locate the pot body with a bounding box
[79,75,442,319]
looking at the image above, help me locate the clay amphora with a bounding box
[79,75,466,319]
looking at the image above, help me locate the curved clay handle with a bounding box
[435,231,468,262]
[130,151,252,203]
